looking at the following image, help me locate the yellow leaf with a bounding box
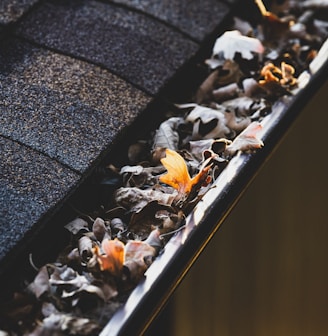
[160,149,211,195]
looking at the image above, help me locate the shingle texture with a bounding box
[108,0,230,41]
[0,0,38,25]
[0,137,80,260]
[0,38,151,172]
[0,0,236,268]
[16,0,199,94]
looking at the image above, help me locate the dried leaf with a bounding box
[124,240,157,283]
[212,83,240,102]
[28,266,50,299]
[196,60,242,103]
[129,200,173,239]
[189,139,231,161]
[115,187,177,213]
[259,62,297,95]
[153,117,184,150]
[224,110,251,134]
[94,238,125,276]
[61,283,106,302]
[144,228,162,249]
[226,122,264,155]
[212,30,264,60]
[301,0,328,10]
[92,217,110,242]
[120,164,163,188]
[33,313,101,336]
[78,236,93,262]
[159,149,212,195]
[64,218,89,235]
[49,266,89,288]
[185,105,230,139]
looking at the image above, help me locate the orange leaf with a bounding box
[95,238,125,276]
[160,149,211,195]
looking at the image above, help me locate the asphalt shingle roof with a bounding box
[0,0,237,271]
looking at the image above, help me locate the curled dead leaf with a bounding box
[78,236,93,263]
[92,217,111,242]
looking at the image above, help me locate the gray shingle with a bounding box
[15,0,199,94]
[0,137,80,260]
[108,0,231,41]
[0,0,237,275]
[0,0,39,25]
[0,38,151,173]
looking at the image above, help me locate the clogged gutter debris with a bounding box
[1,1,328,335]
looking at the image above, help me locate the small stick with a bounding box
[254,0,268,16]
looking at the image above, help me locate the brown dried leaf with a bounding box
[115,187,177,212]
[31,313,101,336]
[92,217,110,242]
[124,240,157,283]
[61,283,106,302]
[78,236,93,262]
[49,266,89,288]
[259,62,297,95]
[153,117,184,150]
[28,266,50,299]
[185,105,230,140]
[129,200,173,239]
[226,121,264,155]
[64,218,89,235]
[144,228,163,249]
[196,60,242,103]
[301,0,328,10]
[120,164,163,188]
[212,83,240,102]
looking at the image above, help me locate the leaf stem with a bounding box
[254,0,268,16]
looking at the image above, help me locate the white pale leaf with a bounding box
[212,30,264,60]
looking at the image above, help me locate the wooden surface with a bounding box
[171,80,328,336]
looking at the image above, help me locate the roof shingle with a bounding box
[0,0,237,269]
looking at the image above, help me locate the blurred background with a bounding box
[150,79,328,336]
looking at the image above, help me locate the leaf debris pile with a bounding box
[1,1,327,334]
